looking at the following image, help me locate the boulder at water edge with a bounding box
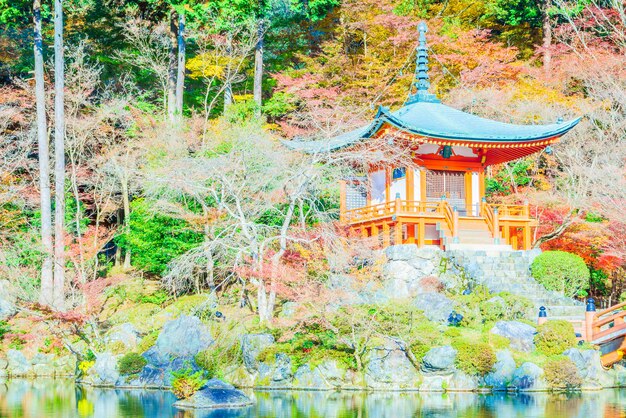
[134,315,213,387]
[173,379,253,410]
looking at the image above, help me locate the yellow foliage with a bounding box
[186,53,225,79]
[78,360,95,374]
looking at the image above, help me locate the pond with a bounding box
[1,379,626,418]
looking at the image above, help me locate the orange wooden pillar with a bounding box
[464,171,472,216]
[417,219,425,247]
[584,298,596,342]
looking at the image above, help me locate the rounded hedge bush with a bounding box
[117,352,147,375]
[452,340,496,376]
[531,251,590,297]
[543,357,582,390]
[534,320,577,356]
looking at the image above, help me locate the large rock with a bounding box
[0,280,16,320]
[87,352,120,386]
[152,315,213,362]
[6,350,32,376]
[173,379,253,410]
[382,261,420,299]
[564,348,613,389]
[105,323,141,351]
[31,353,54,376]
[448,370,479,391]
[510,362,547,391]
[364,346,420,389]
[133,315,212,388]
[241,333,275,372]
[293,360,348,389]
[385,244,419,261]
[484,350,516,391]
[421,346,457,375]
[490,321,536,352]
[414,292,455,323]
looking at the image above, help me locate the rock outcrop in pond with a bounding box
[173,379,253,410]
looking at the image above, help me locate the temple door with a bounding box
[426,170,466,214]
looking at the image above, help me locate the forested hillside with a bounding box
[0,0,624,323]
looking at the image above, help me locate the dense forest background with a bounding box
[0,0,624,318]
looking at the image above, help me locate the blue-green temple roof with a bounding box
[285,22,580,154]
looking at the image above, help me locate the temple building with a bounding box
[288,22,580,250]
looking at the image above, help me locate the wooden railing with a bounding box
[481,201,496,237]
[343,201,395,223]
[441,201,456,240]
[488,203,529,218]
[590,301,626,343]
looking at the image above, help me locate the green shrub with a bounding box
[453,340,497,376]
[171,367,208,399]
[534,320,577,356]
[195,340,241,379]
[0,321,11,340]
[117,353,148,375]
[531,251,590,297]
[116,198,204,275]
[543,356,582,390]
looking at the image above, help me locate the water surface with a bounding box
[1,379,626,418]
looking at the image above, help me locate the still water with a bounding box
[1,379,626,418]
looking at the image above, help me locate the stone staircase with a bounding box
[447,249,585,321]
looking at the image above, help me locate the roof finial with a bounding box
[416,22,429,92]
[407,22,439,104]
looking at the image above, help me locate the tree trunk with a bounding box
[541,0,552,72]
[253,21,264,112]
[175,11,186,116]
[121,175,131,269]
[223,32,233,113]
[167,9,178,122]
[34,0,54,307]
[53,0,65,311]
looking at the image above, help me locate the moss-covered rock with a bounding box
[107,303,162,333]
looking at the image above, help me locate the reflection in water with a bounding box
[1,379,626,418]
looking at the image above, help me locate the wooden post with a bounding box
[464,171,472,216]
[503,222,510,246]
[394,193,402,215]
[407,168,415,202]
[585,298,596,342]
[493,207,500,244]
[382,222,390,247]
[361,226,368,238]
[385,167,392,203]
[420,170,427,205]
[339,180,347,224]
[537,306,547,326]
[523,225,532,250]
[511,235,518,250]
[371,224,379,238]
[417,219,424,247]
[452,207,459,243]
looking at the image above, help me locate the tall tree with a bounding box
[175,10,186,116]
[53,0,66,310]
[253,20,264,110]
[33,0,54,307]
[167,9,178,122]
